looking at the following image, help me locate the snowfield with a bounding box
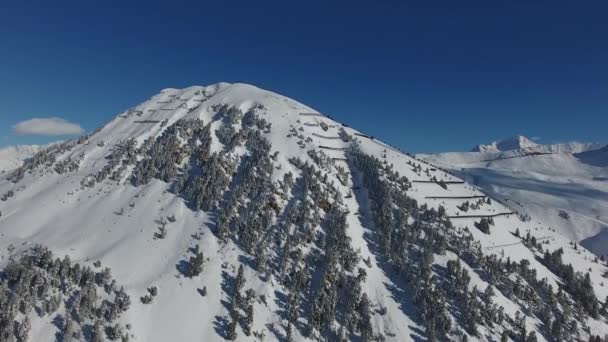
[1,83,608,342]
[419,137,608,256]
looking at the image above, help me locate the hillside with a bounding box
[1,84,608,342]
[419,139,608,257]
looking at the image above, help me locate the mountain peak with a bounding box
[471,135,538,152]
[2,84,608,342]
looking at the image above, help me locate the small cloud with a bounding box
[13,117,85,136]
[531,136,541,141]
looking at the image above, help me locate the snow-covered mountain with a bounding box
[2,83,608,342]
[0,144,45,172]
[472,135,539,152]
[472,135,603,154]
[420,138,608,256]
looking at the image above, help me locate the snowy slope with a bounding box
[1,84,608,342]
[0,144,45,172]
[419,141,608,256]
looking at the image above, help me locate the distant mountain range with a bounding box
[0,144,45,172]
[471,134,604,154]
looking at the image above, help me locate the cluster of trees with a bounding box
[129,107,267,195]
[212,104,242,125]
[307,205,371,340]
[453,226,608,342]
[214,105,245,149]
[242,105,271,133]
[407,159,424,176]
[307,149,333,170]
[54,153,84,175]
[355,145,455,339]
[338,128,352,142]
[82,139,138,187]
[215,126,275,251]
[456,198,491,212]
[457,201,470,212]
[543,248,600,318]
[185,244,205,277]
[131,119,199,186]
[477,249,596,340]
[273,157,380,341]
[0,245,131,341]
[351,144,605,340]
[147,118,236,211]
[226,265,256,340]
[1,190,14,202]
[475,217,494,234]
[10,141,77,183]
[140,286,158,304]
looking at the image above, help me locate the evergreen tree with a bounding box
[226,317,238,340]
[187,250,204,277]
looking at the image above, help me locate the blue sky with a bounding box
[0,0,606,152]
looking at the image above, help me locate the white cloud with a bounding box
[13,117,85,136]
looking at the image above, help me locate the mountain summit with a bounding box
[471,135,603,154]
[1,83,607,341]
[471,135,538,152]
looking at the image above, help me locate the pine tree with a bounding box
[63,314,77,342]
[286,322,294,342]
[358,293,373,342]
[14,317,30,342]
[234,265,245,307]
[526,331,538,342]
[92,320,104,342]
[187,250,204,277]
[227,317,238,340]
[243,304,254,336]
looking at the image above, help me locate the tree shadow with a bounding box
[213,315,230,339]
[175,260,190,277]
[237,254,256,270]
[52,314,65,342]
[266,322,287,342]
[213,269,237,339]
[220,268,239,312]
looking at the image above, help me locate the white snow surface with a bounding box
[1,83,608,341]
[419,141,608,256]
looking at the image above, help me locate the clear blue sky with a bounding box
[1,0,606,152]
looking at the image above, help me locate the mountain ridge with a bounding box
[472,135,538,152]
[471,134,604,155]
